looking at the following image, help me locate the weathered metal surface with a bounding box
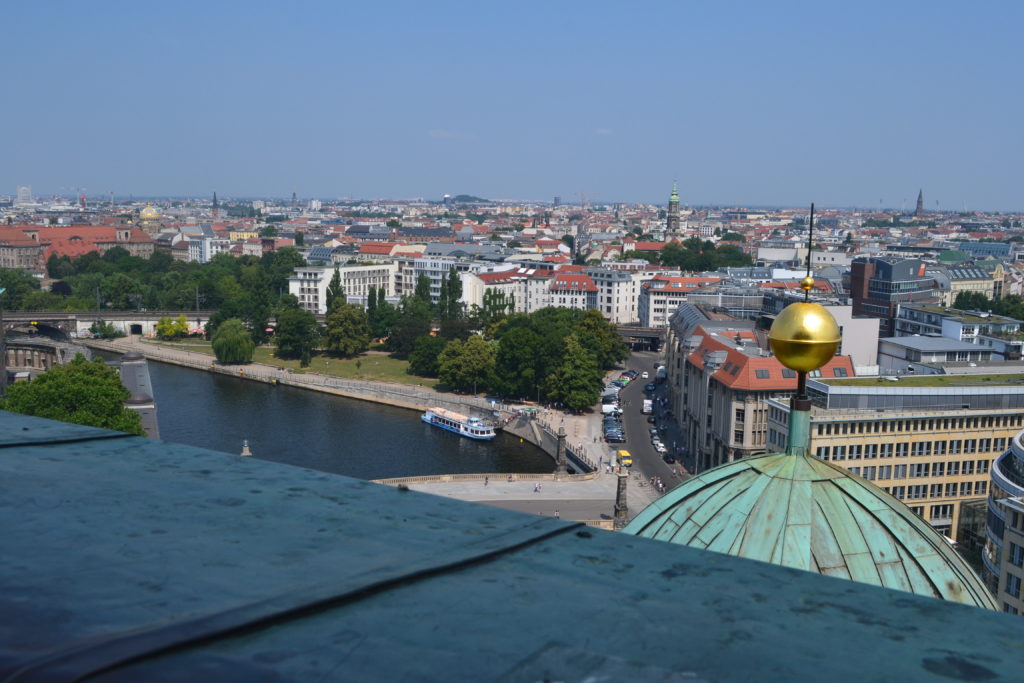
[0,410,130,447]
[0,412,1019,681]
[624,451,999,610]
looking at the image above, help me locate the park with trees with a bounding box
[1,252,630,412]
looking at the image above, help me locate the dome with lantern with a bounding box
[623,211,996,610]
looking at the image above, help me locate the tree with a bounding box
[155,314,189,339]
[0,355,144,435]
[324,302,370,357]
[89,320,125,339]
[212,318,255,364]
[325,268,345,312]
[275,308,320,366]
[545,334,602,412]
[438,334,496,394]
[387,295,432,357]
[414,273,432,305]
[954,291,991,311]
[294,231,304,246]
[407,335,448,377]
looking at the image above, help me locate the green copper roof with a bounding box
[669,180,679,203]
[624,452,997,609]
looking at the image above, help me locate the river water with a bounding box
[142,359,552,480]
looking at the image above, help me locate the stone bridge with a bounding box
[3,311,216,341]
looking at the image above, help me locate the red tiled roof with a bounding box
[359,242,398,254]
[687,325,854,391]
[550,273,597,292]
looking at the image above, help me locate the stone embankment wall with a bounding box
[82,339,595,473]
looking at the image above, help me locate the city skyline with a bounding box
[4,1,1022,211]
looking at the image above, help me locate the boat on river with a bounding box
[421,407,496,440]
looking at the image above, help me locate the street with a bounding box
[608,351,688,492]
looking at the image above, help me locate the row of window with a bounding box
[851,463,991,486]
[817,414,1023,436]
[817,440,1004,460]
[882,480,987,499]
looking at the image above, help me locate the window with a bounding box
[935,441,947,455]
[892,486,906,500]
[1010,543,1024,568]
[878,465,892,480]
[865,444,878,459]
[910,463,930,478]
[933,462,945,477]
[833,367,848,377]
[975,481,988,495]
[850,444,862,459]
[895,443,908,458]
[782,369,796,378]
[833,446,847,461]
[930,504,953,520]
[930,484,942,498]
[1006,574,1021,599]
[755,369,770,379]
[895,464,908,479]
[960,482,972,496]
[950,440,962,454]
[948,461,960,476]
[816,446,830,460]
[908,485,927,500]
[965,439,977,454]
[880,443,893,458]
[863,466,876,480]
[963,461,975,476]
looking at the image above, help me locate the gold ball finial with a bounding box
[800,275,815,292]
[768,302,841,372]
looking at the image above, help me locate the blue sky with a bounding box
[4,1,1022,210]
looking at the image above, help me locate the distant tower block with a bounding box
[666,180,680,233]
[553,196,561,207]
[914,189,924,217]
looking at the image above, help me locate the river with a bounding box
[137,358,553,480]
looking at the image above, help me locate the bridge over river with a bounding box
[3,311,216,340]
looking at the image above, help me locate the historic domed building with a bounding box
[625,263,997,609]
[139,202,162,234]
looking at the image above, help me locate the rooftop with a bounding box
[1,411,1019,680]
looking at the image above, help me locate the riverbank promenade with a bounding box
[84,336,660,523]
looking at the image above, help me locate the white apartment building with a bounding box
[638,276,722,327]
[187,237,230,264]
[288,263,398,314]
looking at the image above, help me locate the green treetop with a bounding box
[0,355,144,436]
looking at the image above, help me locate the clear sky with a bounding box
[4,1,1022,211]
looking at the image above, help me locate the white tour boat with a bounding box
[421,407,497,440]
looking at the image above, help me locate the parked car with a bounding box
[641,371,649,379]
[647,415,657,424]
[645,382,656,392]
[663,454,676,464]
[654,443,668,454]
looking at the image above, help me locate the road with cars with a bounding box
[603,351,687,492]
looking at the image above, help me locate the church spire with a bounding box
[666,179,681,234]
[914,189,924,217]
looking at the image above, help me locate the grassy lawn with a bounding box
[144,339,436,388]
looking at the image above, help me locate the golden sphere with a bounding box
[800,275,816,291]
[768,302,841,372]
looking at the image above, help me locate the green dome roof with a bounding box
[624,452,996,609]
